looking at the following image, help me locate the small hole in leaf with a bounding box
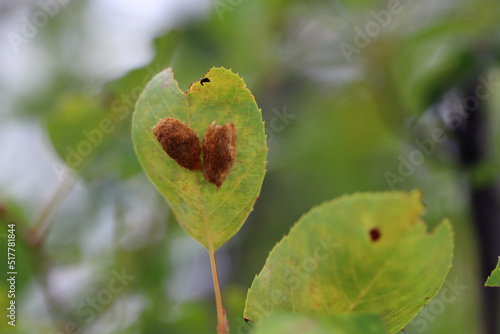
[369,228,381,242]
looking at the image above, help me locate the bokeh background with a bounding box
[1,0,500,333]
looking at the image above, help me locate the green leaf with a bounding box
[132,67,267,250]
[251,313,387,334]
[485,257,500,287]
[244,190,453,334]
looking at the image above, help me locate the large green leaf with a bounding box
[251,313,387,334]
[485,257,500,287]
[132,67,267,250]
[244,190,453,334]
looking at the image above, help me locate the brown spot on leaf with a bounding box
[202,121,237,189]
[369,228,381,242]
[152,118,202,171]
[424,297,430,300]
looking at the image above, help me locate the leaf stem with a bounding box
[209,249,226,334]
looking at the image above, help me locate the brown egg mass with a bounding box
[152,117,202,171]
[202,122,238,188]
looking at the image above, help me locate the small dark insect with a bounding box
[152,117,202,171]
[369,228,381,242]
[202,121,237,189]
[200,77,210,86]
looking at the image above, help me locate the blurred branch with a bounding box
[460,77,500,334]
[26,174,76,248]
[440,71,500,334]
[26,176,80,331]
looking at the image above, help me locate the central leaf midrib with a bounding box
[345,255,392,312]
[344,226,416,313]
[185,94,215,251]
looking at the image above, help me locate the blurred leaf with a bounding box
[47,93,139,180]
[132,67,267,250]
[0,206,35,334]
[159,301,214,334]
[0,286,18,333]
[485,257,500,287]
[47,93,109,166]
[223,284,250,332]
[252,313,387,334]
[0,201,35,293]
[244,190,453,334]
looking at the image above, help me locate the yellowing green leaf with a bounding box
[132,67,267,250]
[485,257,500,287]
[244,190,453,334]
